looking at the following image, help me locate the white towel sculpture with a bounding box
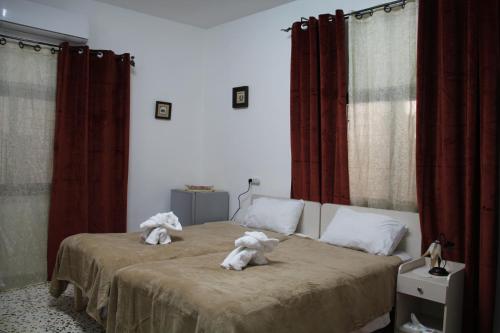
[140,212,182,245]
[221,231,279,270]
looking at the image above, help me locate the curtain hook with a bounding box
[0,37,6,45]
[384,5,392,13]
[18,41,24,49]
[300,16,309,29]
[33,44,41,52]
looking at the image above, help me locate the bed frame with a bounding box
[251,195,422,258]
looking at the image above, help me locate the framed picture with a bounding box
[232,86,249,108]
[155,101,172,120]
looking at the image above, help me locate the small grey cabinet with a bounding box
[170,189,229,226]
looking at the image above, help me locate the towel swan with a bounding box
[140,212,182,245]
[221,231,279,270]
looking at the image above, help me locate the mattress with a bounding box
[106,236,402,333]
[49,222,288,324]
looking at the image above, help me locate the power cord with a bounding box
[230,179,252,220]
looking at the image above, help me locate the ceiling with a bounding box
[94,0,296,28]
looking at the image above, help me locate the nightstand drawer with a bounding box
[397,274,447,304]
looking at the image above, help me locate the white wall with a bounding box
[201,0,381,216]
[17,0,387,227]
[24,0,206,231]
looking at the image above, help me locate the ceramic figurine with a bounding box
[422,240,442,268]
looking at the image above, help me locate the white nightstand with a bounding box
[395,257,465,333]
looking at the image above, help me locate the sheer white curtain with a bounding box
[347,2,418,211]
[0,42,57,289]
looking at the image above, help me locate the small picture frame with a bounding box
[232,86,249,109]
[155,101,172,120]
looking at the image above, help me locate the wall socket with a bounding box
[249,177,261,186]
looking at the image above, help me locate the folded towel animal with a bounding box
[144,227,170,245]
[140,212,182,245]
[221,231,279,270]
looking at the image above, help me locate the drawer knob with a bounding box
[417,287,423,295]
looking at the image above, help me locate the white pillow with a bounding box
[241,197,304,235]
[320,207,407,256]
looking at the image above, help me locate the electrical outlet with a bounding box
[250,177,261,186]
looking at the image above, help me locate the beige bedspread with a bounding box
[49,222,288,324]
[106,236,401,333]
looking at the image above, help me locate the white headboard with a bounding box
[251,195,321,239]
[321,204,422,258]
[248,195,421,257]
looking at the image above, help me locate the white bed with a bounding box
[251,195,421,333]
[56,193,421,333]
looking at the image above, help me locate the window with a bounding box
[347,2,418,211]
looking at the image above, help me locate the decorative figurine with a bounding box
[422,233,454,277]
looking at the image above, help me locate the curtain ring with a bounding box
[18,41,24,48]
[97,51,103,58]
[33,45,41,52]
[0,37,6,45]
[384,5,392,13]
[300,17,309,29]
[78,48,84,54]
[50,47,56,54]
[354,12,364,19]
[401,0,407,9]
[369,9,374,16]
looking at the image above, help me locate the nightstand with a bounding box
[395,257,465,333]
[170,189,229,226]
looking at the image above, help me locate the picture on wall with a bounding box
[232,86,249,109]
[155,101,172,120]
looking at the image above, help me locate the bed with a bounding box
[49,199,321,325]
[104,200,421,333]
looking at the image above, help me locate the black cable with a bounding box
[230,180,252,220]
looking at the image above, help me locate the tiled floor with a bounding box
[0,282,396,333]
[0,283,102,333]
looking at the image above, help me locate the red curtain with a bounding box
[290,11,350,204]
[416,0,499,331]
[47,43,130,277]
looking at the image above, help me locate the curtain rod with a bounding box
[0,33,135,66]
[280,0,413,32]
